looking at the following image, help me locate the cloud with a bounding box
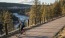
[0,0,21,3]
[20,0,33,4]
[0,0,55,4]
[21,0,32,3]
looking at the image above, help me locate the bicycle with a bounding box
[21,29,26,35]
[16,29,26,38]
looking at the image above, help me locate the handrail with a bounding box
[53,25,65,38]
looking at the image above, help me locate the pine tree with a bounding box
[49,5,54,19]
[34,0,41,24]
[40,4,47,22]
[62,4,65,16]
[53,1,62,17]
[40,3,44,22]
[29,0,41,25]
[3,11,13,32]
[59,0,65,16]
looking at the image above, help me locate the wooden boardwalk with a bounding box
[9,17,65,38]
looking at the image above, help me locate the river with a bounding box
[13,13,29,29]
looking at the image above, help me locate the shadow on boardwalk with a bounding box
[21,36,48,38]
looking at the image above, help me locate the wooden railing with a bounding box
[53,26,65,38]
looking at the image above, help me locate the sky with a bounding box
[0,0,56,4]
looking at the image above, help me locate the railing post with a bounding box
[47,16,48,22]
[35,18,36,25]
[52,16,53,21]
[5,23,8,35]
[28,19,29,26]
[44,17,45,23]
[40,18,41,24]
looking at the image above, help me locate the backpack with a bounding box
[22,22,25,28]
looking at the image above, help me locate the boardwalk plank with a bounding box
[9,17,65,38]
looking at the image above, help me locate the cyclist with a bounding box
[21,21,25,34]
